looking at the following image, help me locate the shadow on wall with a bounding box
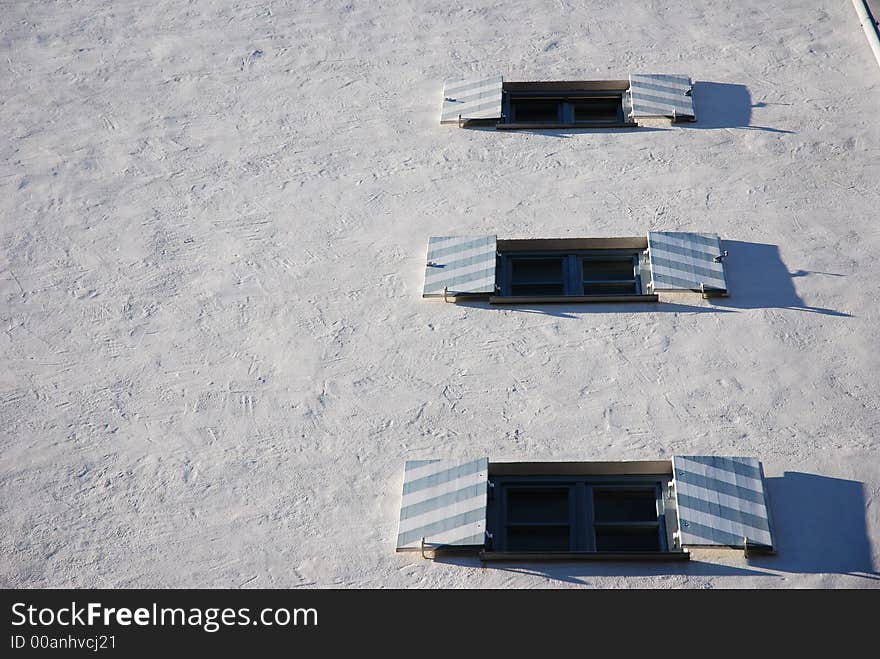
[466,125,666,138]
[468,82,793,134]
[684,82,795,133]
[455,241,850,318]
[712,240,852,317]
[504,127,666,138]
[435,472,877,583]
[457,300,733,320]
[749,472,877,578]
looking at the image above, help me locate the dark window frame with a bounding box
[502,88,628,127]
[488,475,669,554]
[500,249,643,298]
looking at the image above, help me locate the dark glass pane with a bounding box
[512,258,563,283]
[507,488,569,523]
[593,489,658,522]
[582,282,638,296]
[583,258,635,281]
[511,258,564,295]
[595,526,661,552]
[573,97,621,122]
[512,99,560,122]
[511,283,565,296]
[507,525,570,551]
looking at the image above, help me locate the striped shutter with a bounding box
[423,235,497,297]
[647,231,728,295]
[629,74,695,121]
[396,458,489,551]
[672,456,774,550]
[440,75,504,124]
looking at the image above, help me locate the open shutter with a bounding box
[672,456,774,551]
[647,231,728,296]
[629,74,695,121]
[440,75,504,125]
[423,235,497,297]
[396,458,489,551]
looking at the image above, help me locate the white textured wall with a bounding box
[1,0,879,587]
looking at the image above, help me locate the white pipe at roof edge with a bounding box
[853,0,880,70]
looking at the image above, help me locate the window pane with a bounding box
[511,258,564,295]
[595,526,661,552]
[583,258,635,281]
[512,99,559,122]
[507,526,571,551]
[512,259,563,283]
[507,488,569,523]
[572,97,621,122]
[593,489,658,522]
[582,282,638,295]
[512,284,565,296]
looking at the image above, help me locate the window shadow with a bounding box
[465,82,794,134]
[683,81,795,133]
[749,472,878,578]
[510,127,666,138]
[457,300,733,319]
[433,555,770,582]
[451,240,849,318]
[464,126,665,137]
[711,240,852,317]
[433,472,878,584]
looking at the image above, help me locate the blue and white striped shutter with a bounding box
[396,458,489,551]
[647,231,728,295]
[440,75,504,124]
[629,74,695,121]
[423,235,497,297]
[672,456,774,550]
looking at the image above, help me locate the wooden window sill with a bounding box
[479,551,690,562]
[489,294,659,305]
[497,122,637,130]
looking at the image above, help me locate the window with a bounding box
[488,475,670,555]
[509,257,565,296]
[499,245,647,300]
[498,81,632,128]
[582,256,639,295]
[422,233,728,302]
[505,487,572,551]
[440,74,696,128]
[592,488,664,551]
[505,90,626,127]
[397,457,773,560]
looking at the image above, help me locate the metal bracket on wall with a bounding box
[743,536,776,558]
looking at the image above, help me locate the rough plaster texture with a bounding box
[1,1,879,587]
